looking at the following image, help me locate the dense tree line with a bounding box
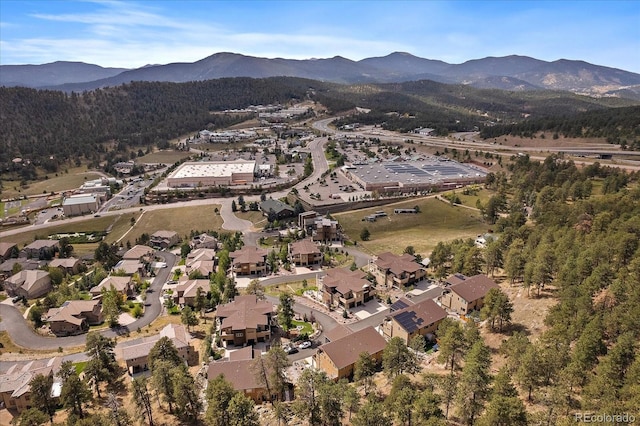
[431,154,640,422]
[479,105,640,148]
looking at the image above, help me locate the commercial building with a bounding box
[62,194,101,217]
[342,159,487,193]
[167,160,256,188]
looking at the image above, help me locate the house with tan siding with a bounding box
[5,270,52,299]
[381,298,447,344]
[289,239,322,267]
[117,324,193,375]
[372,252,427,288]
[320,268,376,310]
[230,246,268,276]
[207,346,277,403]
[216,295,273,346]
[314,326,386,380]
[439,274,500,314]
[0,357,62,413]
[45,300,103,336]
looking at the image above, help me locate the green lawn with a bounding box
[291,320,313,335]
[335,196,488,258]
[1,169,102,199]
[121,205,223,245]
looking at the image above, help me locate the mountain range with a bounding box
[2,52,640,98]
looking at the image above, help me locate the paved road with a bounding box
[0,251,176,350]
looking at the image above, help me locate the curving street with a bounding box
[0,251,176,350]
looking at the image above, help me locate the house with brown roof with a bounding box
[230,246,269,276]
[45,300,103,336]
[322,324,353,344]
[312,217,341,242]
[0,242,18,261]
[150,230,181,249]
[207,347,277,403]
[186,248,216,278]
[314,326,386,380]
[116,324,193,375]
[0,259,44,281]
[0,357,63,413]
[113,259,146,276]
[173,279,210,306]
[381,298,448,344]
[89,276,133,298]
[190,233,219,250]
[22,240,59,260]
[289,239,322,267]
[372,252,427,288]
[5,270,52,299]
[439,274,500,314]
[216,295,274,346]
[122,245,154,260]
[48,257,83,275]
[320,268,376,310]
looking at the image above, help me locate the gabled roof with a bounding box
[45,300,101,325]
[176,279,210,302]
[260,199,294,215]
[216,295,273,331]
[323,324,353,342]
[8,270,50,291]
[48,257,81,268]
[387,298,447,333]
[90,276,132,295]
[187,248,216,263]
[449,274,499,302]
[230,246,268,265]
[151,230,178,239]
[24,240,59,250]
[318,327,386,371]
[113,259,143,274]
[374,252,423,275]
[122,245,154,260]
[119,324,190,361]
[207,357,262,391]
[0,357,62,398]
[322,267,370,295]
[290,239,320,256]
[0,242,17,258]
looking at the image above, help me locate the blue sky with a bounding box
[1,0,639,72]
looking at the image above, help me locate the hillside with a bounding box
[2,76,639,183]
[3,52,640,98]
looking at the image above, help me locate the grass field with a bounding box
[137,150,192,164]
[0,215,123,248]
[121,205,223,244]
[236,210,267,228]
[444,186,494,208]
[335,197,488,257]
[1,168,102,199]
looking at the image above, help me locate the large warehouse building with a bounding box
[62,194,101,216]
[342,159,487,193]
[167,161,257,188]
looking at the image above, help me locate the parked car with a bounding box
[298,341,312,350]
[285,347,299,355]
